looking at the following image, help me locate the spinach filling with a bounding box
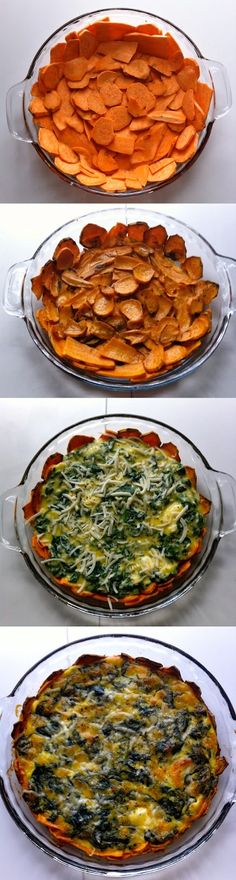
[32,437,206,599]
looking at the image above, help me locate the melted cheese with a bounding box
[13,655,225,858]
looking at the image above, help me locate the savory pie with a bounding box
[23,428,210,608]
[12,653,227,858]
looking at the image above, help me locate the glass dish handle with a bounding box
[0,488,21,552]
[6,81,33,142]
[205,59,232,119]
[215,472,236,537]
[3,261,30,318]
[222,258,236,316]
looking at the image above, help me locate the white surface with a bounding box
[0,203,236,398]
[0,397,235,626]
[0,0,235,204]
[0,626,235,880]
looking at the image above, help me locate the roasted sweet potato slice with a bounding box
[80,224,107,248]
[161,442,180,461]
[182,256,203,280]
[41,453,63,479]
[32,535,51,559]
[67,434,94,452]
[144,225,167,247]
[164,234,187,262]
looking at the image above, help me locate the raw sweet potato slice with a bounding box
[79,30,97,59]
[54,157,81,175]
[96,148,118,172]
[182,89,195,121]
[63,58,88,82]
[176,124,195,150]
[124,60,150,80]
[44,90,61,111]
[29,98,48,118]
[92,117,114,145]
[106,107,131,132]
[171,132,198,163]
[99,82,122,107]
[195,82,213,117]
[177,67,198,91]
[112,132,136,155]
[98,41,138,64]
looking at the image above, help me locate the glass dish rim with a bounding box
[24,206,232,392]
[22,6,214,197]
[14,411,223,617]
[0,632,235,875]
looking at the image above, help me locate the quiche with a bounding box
[23,428,211,609]
[12,653,227,859]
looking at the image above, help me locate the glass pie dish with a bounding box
[3,207,236,392]
[6,8,232,197]
[0,632,235,873]
[0,413,236,619]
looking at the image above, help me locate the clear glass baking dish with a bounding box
[0,632,235,873]
[3,207,236,392]
[0,413,236,619]
[6,8,232,197]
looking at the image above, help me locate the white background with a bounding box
[0,203,235,398]
[0,397,235,626]
[0,0,236,203]
[0,626,235,880]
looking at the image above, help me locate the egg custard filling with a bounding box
[12,654,227,858]
[23,429,210,607]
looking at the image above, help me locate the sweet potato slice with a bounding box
[80,224,107,248]
[195,82,213,118]
[97,336,137,363]
[63,58,88,81]
[32,535,51,559]
[176,124,195,151]
[144,343,164,372]
[114,276,139,296]
[171,132,198,163]
[93,294,114,317]
[79,30,97,59]
[180,310,211,342]
[97,362,147,380]
[185,466,197,488]
[63,337,115,368]
[67,434,94,452]
[98,41,138,64]
[183,256,203,280]
[164,234,187,262]
[142,431,161,447]
[41,452,63,479]
[199,494,211,514]
[92,117,114,145]
[119,299,143,323]
[161,442,180,461]
[127,222,148,242]
[182,89,195,121]
[133,264,155,284]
